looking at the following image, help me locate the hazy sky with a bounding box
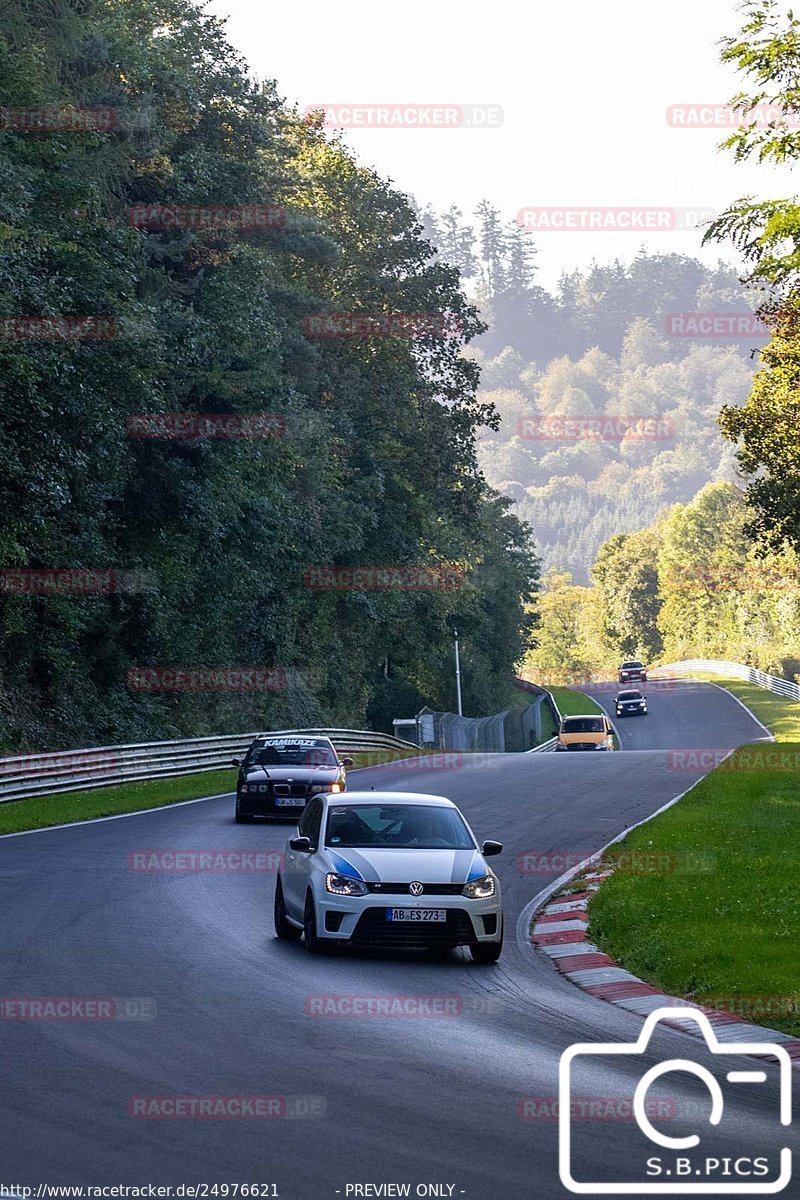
[206,0,790,287]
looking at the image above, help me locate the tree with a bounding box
[0,0,539,749]
[704,2,800,550]
[591,530,664,661]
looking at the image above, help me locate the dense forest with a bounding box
[525,480,800,683]
[0,0,539,751]
[522,0,800,684]
[416,206,762,580]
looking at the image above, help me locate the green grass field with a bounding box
[547,685,605,717]
[0,748,429,836]
[588,673,800,1036]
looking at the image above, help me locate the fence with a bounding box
[403,682,563,754]
[0,728,419,805]
[654,659,800,701]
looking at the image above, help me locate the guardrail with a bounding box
[0,728,420,805]
[527,736,558,753]
[654,659,800,701]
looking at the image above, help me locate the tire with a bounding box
[303,890,323,954]
[469,937,503,964]
[274,877,301,940]
[234,799,253,823]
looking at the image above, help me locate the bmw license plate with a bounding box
[387,909,446,922]
[274,796,301,807]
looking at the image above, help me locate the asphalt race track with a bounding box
[0,680,790,1198]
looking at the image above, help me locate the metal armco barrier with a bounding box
[654,659,800,700]
[527,737,558,753]
[0,728,419,805]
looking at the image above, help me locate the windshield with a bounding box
[325,804,475,850]
[621,662,643,669]
[618,691,643,700]
[247,739,337,768]
[561,717,605,734]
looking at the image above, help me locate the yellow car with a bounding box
[555,714,615,752]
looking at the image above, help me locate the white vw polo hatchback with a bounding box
[274,790,504,962]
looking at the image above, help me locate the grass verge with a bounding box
[545,684,619,749]
[0,769,237,837]
[547,685,605,718]
[587,675,800,1037]
[0,748,434,836]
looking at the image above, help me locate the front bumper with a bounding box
[616,705,646,716]
[237,787,342,818]
[555,742,611,751]
[314,891,503,946]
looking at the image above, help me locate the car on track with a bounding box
[273,790,504,962]
[615,689,648,717]
[555,714,615,752]
[618,660,647,684]
[233,735,352,823]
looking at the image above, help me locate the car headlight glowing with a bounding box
[325,872,368,896]
[462,874,496,899]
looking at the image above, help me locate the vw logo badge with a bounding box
[409,881,424,896]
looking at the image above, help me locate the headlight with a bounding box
[462,874,496,899]
[330,782,342,793]
[240,785,249,794]
[325,872,368,896]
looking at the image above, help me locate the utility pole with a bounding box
[453,627,463,717]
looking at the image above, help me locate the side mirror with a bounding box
[232,757,241,768]
[482,840,503,857]
[289,836,313,853]
[341,756,354,767]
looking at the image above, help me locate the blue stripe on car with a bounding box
[328,853,365,881]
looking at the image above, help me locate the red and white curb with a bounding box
[532,870,800,1069]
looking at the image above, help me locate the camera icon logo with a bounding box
[559,1007,792,1194]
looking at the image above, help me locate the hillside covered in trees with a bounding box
[526,481,800,684]
[417,207,760,580]
[0,0,539,750]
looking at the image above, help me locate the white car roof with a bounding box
[322,790,455,807]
